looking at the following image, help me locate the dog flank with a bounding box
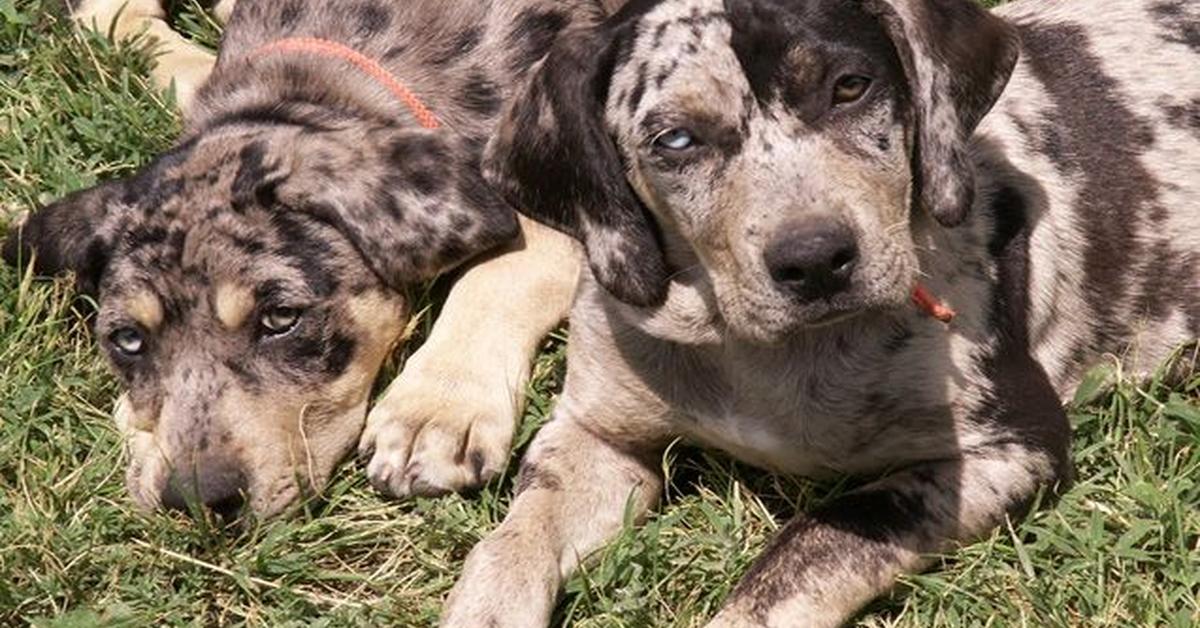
[446,0,1199,626]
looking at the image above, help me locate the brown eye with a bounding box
[261,306,302,336]
[833,75,871,105]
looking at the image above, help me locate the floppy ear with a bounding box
[251,126,520,289]
[482,18,669,307]
[2,179,131,295]
[867,0,1020,227]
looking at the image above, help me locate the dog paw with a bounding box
[359,366,518,499]
[441,535,557,628]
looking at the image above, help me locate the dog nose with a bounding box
[161,456,247,518]
[764,219,859,301]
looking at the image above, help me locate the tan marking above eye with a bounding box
[124,291,164,331]
[214,282,256,330]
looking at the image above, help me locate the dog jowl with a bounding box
[3,116,516,518]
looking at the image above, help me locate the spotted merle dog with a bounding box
[443,0,1200,625]
[0,0,619,517]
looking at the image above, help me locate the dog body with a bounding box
[445,0,1200,625]
[2,0,605,516]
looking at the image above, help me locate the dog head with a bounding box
[3,121,516,517]
[485,0,1017,342]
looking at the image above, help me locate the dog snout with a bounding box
[161,455,247,518]
[764,218,859,302]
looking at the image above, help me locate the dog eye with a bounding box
[653,128,697,151]
[833,75,871,105]
[261,307,302,336]
[109,327,145,356]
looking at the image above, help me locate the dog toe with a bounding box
[361,373,516,500]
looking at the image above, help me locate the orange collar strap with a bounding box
[912,283,956,323]
[250,37,440,130]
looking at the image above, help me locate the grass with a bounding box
[0,0,1197,625]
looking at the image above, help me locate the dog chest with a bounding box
[675,339,972,477]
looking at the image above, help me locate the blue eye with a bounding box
[109,327,145,356]
[653,128,696,151]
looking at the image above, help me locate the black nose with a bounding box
[764,219,859,301]
[162,456,247,519]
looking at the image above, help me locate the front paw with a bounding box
[359,367,518,499]
[441,536,557,628]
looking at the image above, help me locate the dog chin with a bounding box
[726,296,902,344]
[722,309,839,345]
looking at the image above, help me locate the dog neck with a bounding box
[249,38,440,129]
[187,39,443,136]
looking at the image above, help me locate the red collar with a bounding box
[912,283,956,323]
[250,37,440,130]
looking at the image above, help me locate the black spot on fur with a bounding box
[277,0,305,30]
[224,357,262,388]
[1011,114,1069,169]
[269,213,338,297]
[229,233,266,255]
[814,486,933,543]
[515,461,562,494]
[1150,1,1200,53]
[383,43,409,61]
[505,8,570,74]
[1135,243,1200,325]
[455,169,511,239]
[469,449,486,482]
[627,62,647,115]
[353,2,391,37]
[432,26,484,66]
[654,58,679,88]
[231,142,274,211]
[323,334,356,376]
[1160,96,1200,138]
[123,225,169,252]
[459,69,502,116]
[389,134,450,196]
[450,213,473,232]
[371,184,407,220]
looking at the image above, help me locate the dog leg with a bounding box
[361,217,580,498]
[71,0,216,114]
[707,443,1069,628]
[440,415,664,627]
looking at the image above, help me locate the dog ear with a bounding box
[2,178,131,295]
[867,0,1020,227]
[260,126,520,290]
[482,19,669,307]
